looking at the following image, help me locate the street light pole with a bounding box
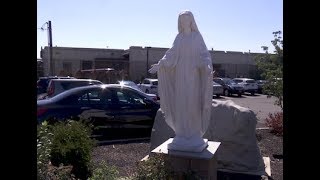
[146,46,151,77]
[39,21,54,76]
[48,21,54,75]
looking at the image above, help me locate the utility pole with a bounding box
[146,46,151,77]
[48,21,54,75]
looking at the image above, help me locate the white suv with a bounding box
[46,79,103,98]
[138,78,158,95]
[233,78,258,95]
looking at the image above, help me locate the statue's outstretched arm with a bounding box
[149,35,180,74]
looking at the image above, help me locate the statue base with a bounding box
[152,138,221,180]
[168,136,208,152]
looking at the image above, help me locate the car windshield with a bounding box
[233,79,243,83]
[212,81,220,85]
[226,80,237,85]
[246,80,255,83]
[119,81,142,91]
[119,81,132,85]
[222,78,231,83]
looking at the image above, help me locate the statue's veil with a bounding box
[178,10,199,33]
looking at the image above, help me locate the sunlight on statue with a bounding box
[149,10,213,152]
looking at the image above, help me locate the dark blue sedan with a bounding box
[37,84,160,129]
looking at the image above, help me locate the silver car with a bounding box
[233,78,258,95]
[212,81,223,98]
[46,79,103,98]
[118,80,158,101]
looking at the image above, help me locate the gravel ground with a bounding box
[92,129,283,179]
[92,142,150,178]
[257,129,283,180]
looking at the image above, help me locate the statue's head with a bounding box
[178,10,199,33]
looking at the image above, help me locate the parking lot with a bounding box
[213,93,282,128]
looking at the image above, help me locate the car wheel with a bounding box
[224,89,229,96]
[251,92,255,96]
[216,94,220,98]
[145,89,149,93]
[238,93,241,97]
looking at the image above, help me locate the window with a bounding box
[151,81,158,85]
[82,61,93,70]
[143,80,150,84]
[246,80,255,83]
[213,79,223,85]
[77,91,103,105]
[233,79,243,83]
[61,81,91,90]
[114,89,146,106]
[77,89,112,105]
[63,62,72,75]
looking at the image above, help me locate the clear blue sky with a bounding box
[37,0,283,58]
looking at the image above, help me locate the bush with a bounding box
[37,121,54,179]
[134,154,173,180]
[88,160,119,180]
[134,154,202,180]
[266,112,283,136]
[50,120,95,179]
[41,163,76,180]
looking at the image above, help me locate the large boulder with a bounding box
[150,99,266,176]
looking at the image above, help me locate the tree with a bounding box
[255,31,283,110]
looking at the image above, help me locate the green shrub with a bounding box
[41,163,75,180]
[50,120,95,179]
[37,121,54,179]
[88,160,119,180]
[134,154,173,180]
[134,154,203,180]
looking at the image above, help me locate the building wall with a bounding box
[128,46,169,82]
[41,46,263,81]
[128,47,261,81]
[41,47,128,76]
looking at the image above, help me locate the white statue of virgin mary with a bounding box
[149,10,213,152]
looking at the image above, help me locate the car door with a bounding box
[77,88,116,127]
[110,87,155,129]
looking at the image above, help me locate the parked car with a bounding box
[233,78,258,95]
[212,81,223,98]
[213,78,244,97]
[118,80,158,101]
[37,84,160,130]
[37,76,75,95]
[256,80,267,94]
[46,79,103,98]
[138,78,158,95]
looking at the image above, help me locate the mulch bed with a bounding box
[92,129,283,179]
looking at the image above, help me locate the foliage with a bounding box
[134,154,202,180]
[50,120,95,179]
[40,163,76,180]
[266,112,283,136]
[134,154,174,180]
[88,160,119,180]
[255,31,283,110]
[37,121,54,179]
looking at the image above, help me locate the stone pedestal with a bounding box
[168,137,209,152]
[151,138,221,180]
